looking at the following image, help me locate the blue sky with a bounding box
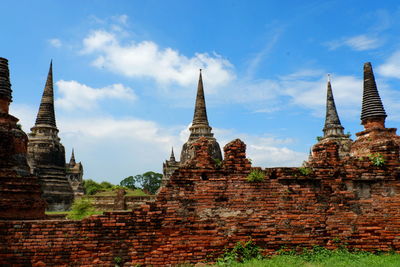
[2,1,400,184]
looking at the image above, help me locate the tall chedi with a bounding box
[351,62,400,157]
[162,70,222,184]
[27,61,74,211]
[180,70,222,164]
[0,57,45,219]
[308,75,352,163]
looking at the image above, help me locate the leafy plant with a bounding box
[369,153,385,167]
[67,197,98,220]
[217,239,263,265]
[298,167,312,176]
[83,179,104,195]
[316,136,323,141]
[213,158,223,168]
[247,169,265,182]
[114,256,122,266]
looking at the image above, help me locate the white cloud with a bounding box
[282,74,362,116]
[55,80,136,110]
[49,38,62,48]
[9,104,37,132]
[326,34,382,51]
[113,14,128,25]
[377,50,400,79]
[81,30,235,88]
[215,70,362,119]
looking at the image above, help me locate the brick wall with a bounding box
[1,137,400,266]
[89,195,155,211]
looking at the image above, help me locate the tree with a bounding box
[100,181,113,190]
[119,176,136,189]
[134,171,162,194]
[83,179,117,195]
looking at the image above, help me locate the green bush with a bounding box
[298,167,312,176]
[213,158,223,168]
[247,169,265,182]
[100,181,113,189]
[369,153,385,167]
[67,197,98,220]
[217,240,263,265]
[83,179,103,195]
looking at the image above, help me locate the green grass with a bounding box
[215,253,400,267]
[93,188,148,197]
[126,189,149,196]
[211,247,400,267]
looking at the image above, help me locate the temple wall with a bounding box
[89,195,155,210]
[1,138,400,266]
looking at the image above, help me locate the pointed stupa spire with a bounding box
[169,147,176,162]
[192,69,210,126]
[0,57,12,104]
[323,74,345,138]
[35,60,57,127]
[361,62,387,124]
[69,148,76,166]
[188,69,213,140]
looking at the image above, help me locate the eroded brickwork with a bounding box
[1,137,400,266]
[0,57,46,220]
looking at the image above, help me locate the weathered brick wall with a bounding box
[1,137,400,266]
[89,195,155,210]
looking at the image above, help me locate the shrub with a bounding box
[247,169,265,182]
[67,197,98,220]
[298,167,312,176]
[217,239,263,265]
[83,179,103,195]
[369,153,385,167]
[100,181,113,189]
[213,158,223,168]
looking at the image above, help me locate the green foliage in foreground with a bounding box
[212,245,400,267]
[67,197,101,220]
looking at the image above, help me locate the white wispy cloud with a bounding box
[325,34,382,51]
[55,80,136,110]
[49,38,62,48]
[377,50,400,79]
[81,29,235,88]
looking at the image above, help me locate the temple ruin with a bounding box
[310,75,352,160]
[27,62,79,211]
[0,57,46,219]
[66,149,84,197]
[163,70,222,181]
[1,60,400,266]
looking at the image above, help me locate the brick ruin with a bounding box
[66,149,84,198]
[0,57,46,220]
[1,62,400,266]
[163,69,222,183]
[27,62,83,211]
